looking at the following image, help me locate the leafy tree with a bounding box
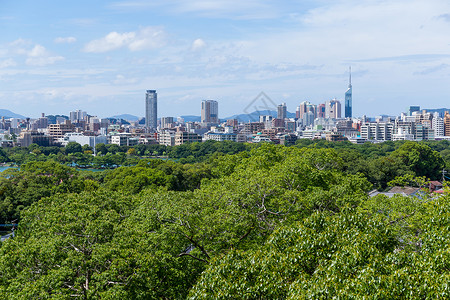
[0,161,84,223]
[95,143,108,156]
[81,144,93,152]
[390,141,445,180]
[65,141,83,154]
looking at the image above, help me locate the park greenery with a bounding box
[0,140,449,298]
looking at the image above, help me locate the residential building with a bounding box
[69,110,87,123]
[392,128,415,141]
[204,132,237,142]
[297,101,316,120]
[17,130,52,147]
[175,131,202,145]
[277,103,287,120]
[161,117,174,129]
[111,133,138,146]
[158,131,176,146]
[445,112,450,136]
[325,99,341,119]
[432,112,445,136]
[201,100,219,124]
[360,122,394,141]
[48,120,75,140]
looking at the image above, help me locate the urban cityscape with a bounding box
[2,1,450,298]
[1,67,450,149]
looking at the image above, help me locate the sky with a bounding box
[1,0,450,119]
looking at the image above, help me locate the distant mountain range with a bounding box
[0,109,25,119]
[2,107,449,123]
[180,115,201,122]
[224,110,296,123]
[110,114,140,121]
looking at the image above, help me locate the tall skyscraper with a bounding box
[277,103,287,120]
[145,90,157,129]
[344,67,352,118]
[201,100,218,124]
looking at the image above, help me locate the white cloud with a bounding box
[191,38,206,51]
[25,45,64,66]
[83,27,166,53]
[0,59,16,68]
[54,37,77,44]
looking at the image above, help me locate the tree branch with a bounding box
[388,211,415,225]
[177,253,209,264]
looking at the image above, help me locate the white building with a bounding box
[58,133,108,147]
[432,112,445,137]
[392,128,415,141]
[110,133,138,146]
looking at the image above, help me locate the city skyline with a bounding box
[1,1,450,118]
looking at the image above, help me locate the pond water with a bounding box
[0,166,17,172]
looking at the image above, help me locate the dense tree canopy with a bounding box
[0,141,449,299]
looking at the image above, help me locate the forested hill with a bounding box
[0,141,449,298]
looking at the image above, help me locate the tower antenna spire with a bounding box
[349,66,352,87]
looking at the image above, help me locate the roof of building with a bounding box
[369,186,421,198]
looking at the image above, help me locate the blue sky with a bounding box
[1,0,450,119]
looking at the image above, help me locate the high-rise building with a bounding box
[161,117,174,129]
[432,112,445,136]
[408,106,420,116]
[69,110,87,122]
[297,101,316,120]
[345,67,352,118]
[444,112,450,136]
[145,90,157,130]
[201,100,218,124]
[277,103,287,120]
[303,111,315,127]
[317,103,326,118]
[325,99,341,119]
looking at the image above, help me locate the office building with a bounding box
[161,117,174,129]
[201,100,219,124]
[408,106,421,116]
[303,111,315,127]
[69,110,87,123]
[325,99,341,119]
[297,101,316,120]
[317,103,326,118]
[344,67,352,118]
[145,90,157,130]
[277,103,287,120]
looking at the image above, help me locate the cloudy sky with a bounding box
[1,0,450,119]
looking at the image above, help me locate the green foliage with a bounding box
[103,166,173,193]
[65,141,83,154]
[388,174,428,187]
[0,161,84,223]
[0,142,449,298]
[390,141,445,180]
